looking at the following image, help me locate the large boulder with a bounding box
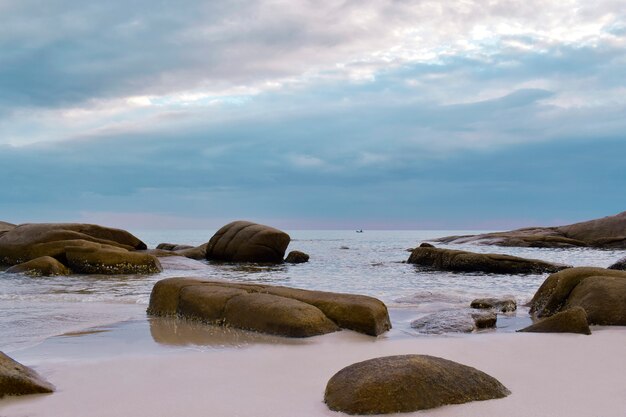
[147,278,391,337]
[435,211,626,248]
[0,223,147,265]
[0,352,54,398]
[519,307,591,335]
[324,355,510,414]
[6,256,70,276]
[205,221,290,263]
[66,246,162,274]
[529,267,626,325]
[407,246,567,274]
[608,257,626,270]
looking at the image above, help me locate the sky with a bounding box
[1,0,625,229]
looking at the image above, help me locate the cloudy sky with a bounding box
[1,0,625,229]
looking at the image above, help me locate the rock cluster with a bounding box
[147,278,391,337]
[0,223,161,275]
[529,267,626,325]
[0,352,54,398]
[324,355,510,414]
[435,211,626,248]
[407,245,567,274]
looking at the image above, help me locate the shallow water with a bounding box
[1,229,623,352]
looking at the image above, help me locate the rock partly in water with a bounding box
[407,246,568,274]
[471,297,517,312]
[529,267,626,325]
[0,352,55,398]
[419,242,434,248]
[0,223,147,265]
[411,309,497,334]
[324,354,510,414]
[147,278,391,337]
[205,221,290,264]
[5,256,70,276]
[435,211,626,249]
[66,246,162,274]
[284,250,309,264]
[156,243,195,251]
[519,307,591,335]
[608,257,626,270]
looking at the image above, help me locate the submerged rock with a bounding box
[205,221,290,264]
[0,352,54,398]
[147,278,391,337]
[285,250,309,264]
[530,267,626,325]
[519,307,591,335]
[407,246,567,274]
[324,354,510,414]
[471,297,517,312]
[411,309,497,334]
[435,211,626,249]
[6,256,70,276]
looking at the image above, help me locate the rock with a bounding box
[205,221,290,263]
[608,257,626,270]
[0,223,146,265]
[0,351,54,398]
[471,297,517,312]
[6,256,70,276]
[519,307,591,335]
[174,243,208,260]
[324,354,510,414]
[66,246,162,274]
[147,278,391,337]
[529,267,626,325]
[435,211,626,249]
[419,242,434,248]
[285,250,309,263]
[0,221,15,237]
[411,309,496,334]
[407,246,568,274]
[156,243,194,251]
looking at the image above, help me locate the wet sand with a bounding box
[2,316,625,417]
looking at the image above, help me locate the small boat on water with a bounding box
[356,229,363,233]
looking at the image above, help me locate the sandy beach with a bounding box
[2,316,625,417]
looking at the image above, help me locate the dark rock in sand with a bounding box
[471,297,517,312]
[6,256,70,276]
[66,246,162,274]
[0,223,146,265]
[324,354,510,414]
[0,352,54,398]
[435,211,626,249]
[519,307,591,335]
[205,221,290,264]
[407,246,567,274]
[608,257,626,270]
[285,250,309,264]
[411,309,496,334]
[147,278,391,337]
[529,267,626,325]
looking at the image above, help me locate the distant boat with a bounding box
[356,229,363,233]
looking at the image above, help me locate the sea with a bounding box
[1,229,623,353]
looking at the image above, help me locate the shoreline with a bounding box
[2,315,626,417]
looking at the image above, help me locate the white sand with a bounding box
[2,329,626,417]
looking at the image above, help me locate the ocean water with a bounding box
[1,229,623,352]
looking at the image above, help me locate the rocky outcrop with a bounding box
[66,246,162,274]
[6,256,70,276]
[0,223,146,265]
[407,246,567,274]
[471,297,517,312]
[205,221,290,263]
[435,211,626,248]
[0,352,54,398]
[519,307,591,335]
[411,309,497,334]
[529,267,626,325]
[285,250,309,263]
[608,257,626,270]
[147,278,391,337]
[324,355,510,414]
